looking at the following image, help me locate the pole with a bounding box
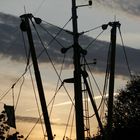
[20,14,53,140]
[81,71,104,135]
[71,0,85,139]
[106,21,120,140]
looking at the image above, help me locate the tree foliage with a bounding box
[105,75,140,139]
[112,76,140,130]
[0,108,24,140]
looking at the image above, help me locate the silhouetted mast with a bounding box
[106,21,121,140]
[71,1,93,139]
[20,14,53,140]
[71,0,85,139]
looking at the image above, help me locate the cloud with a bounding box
[0,12,140,77]
[54,93,119,107]
[94,0,140,17]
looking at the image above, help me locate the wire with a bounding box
[83,58,103,98]
[69,111,74,139]
[118,28,132,78]
[0,30,31,101]
[22,30,46,138]
[100,43,111,119]
[34,0,47,16]
[42,17,72,38]
[39,24,65,48]
[24,116,42,140]
[30,19,74,106]
[85,30,105,50]
[14,76,25,110]
[63,103,74,139]
[0,71,27,101]
[12,86,15,107]
[82,25,102,34]
[81,57,107,119]
[49,54,66,116]
[29,68,46,140]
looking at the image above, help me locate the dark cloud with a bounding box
[0,12,140,76]
[95,0,140,17]
[16,115,69,126]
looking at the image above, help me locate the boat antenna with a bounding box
[24,6,27,14]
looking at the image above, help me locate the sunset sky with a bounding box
[0,0,140,139]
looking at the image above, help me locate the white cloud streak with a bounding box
[54,93,119,107]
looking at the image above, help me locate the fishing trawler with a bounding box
[0,0,136,140]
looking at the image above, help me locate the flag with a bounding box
[4,105,16,128]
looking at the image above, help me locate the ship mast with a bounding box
[71,0,93,139]
[20,14,53,140]
[71,0,85,139]
[106,21,121,140]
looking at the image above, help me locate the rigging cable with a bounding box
[85,30,105,50]
[14,76,25,110]
[24,83,64,140]
[42,17,72,42]
[63,103,74,139]
[100,43,111,121]
[39,24,65,48]
[21,30,46,139]
[69,110,75,139]
[0,67,28,101]
[0,30,31,102]
[30,19,74,106]
[49,54,66,116]
[83,58,103,99]
[12,85,15,107]
[118,27,132,77]
[82,25,102,34]
[24,17,74,138]
[81,57,107,119]
[33,0,46,16]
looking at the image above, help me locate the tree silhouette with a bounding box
[102,75,140,140]
[0,107,24,140]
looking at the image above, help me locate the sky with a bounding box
[0,0,140,49]
[0,0,140,139]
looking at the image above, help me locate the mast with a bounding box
[106,21,121,140]
[71,0,85,139]
[81,71,104,135]
[20,14,53,140]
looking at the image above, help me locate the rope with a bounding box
[24,116,42,140]
[100,43,111,119]
[63,103,74,139]
[30,19,74,106]
[49,54,66,116]
[81,57,107,119]
[28,68,46,140]
[118,28,132,77]
[42,17,72,39]
[82,25,102,34]
[86,30,105,50]
[21,30,46,139]
[39,24,65,48]
[34,0,47,16]
[14,76,25,110]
